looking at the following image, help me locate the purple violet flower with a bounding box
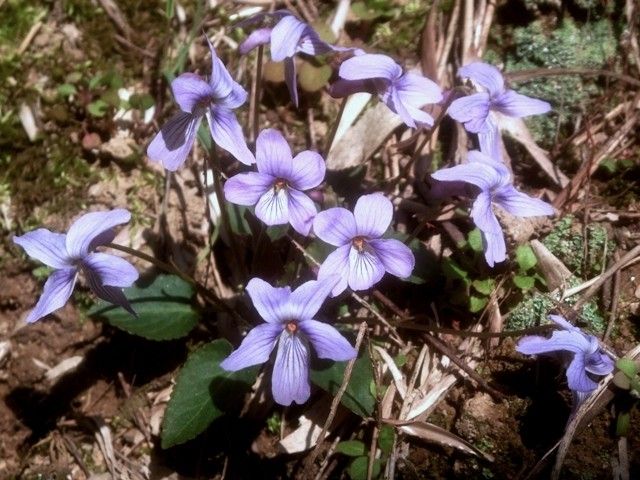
[448,62,551,158]
[220,276,357,406]
[237,11,339,107]
[313,193,415,297]
[147,37,254,170]
[330,53,443,128]
[223,128,325,235]
[13,209,139,323]
[431,150,554,267]
[516,315,614,394]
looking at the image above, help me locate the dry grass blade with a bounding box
[326,102,401,170]
[373,345,407,399]
[382,418,495,462]
[530,240,573,292]
[498,116,570,187]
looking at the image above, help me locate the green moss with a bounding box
[542,215,612,278]
[507,215,609,332]
[504,19,617,147]
[506,278,605,333]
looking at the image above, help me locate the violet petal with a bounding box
[66,209,131,258]
[369,238,415,279]
[246,277,291,324]
[353,193,392,238]
[271,331,311,405]
[25,268,77,323]
[317,244,351,297]
[13,229,70,269]
[82,252,139,288]
[299,319,356,361]
[207,107,256,165]
[147,112,201,171]
[220,323,281,371]
[313,208,357,247]
[224,172,274,206]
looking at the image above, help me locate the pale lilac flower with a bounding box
[330,53,443,128]
[237,11,339,107]
[147,37,254,170]
[13,209,139,323]
[223,128,325,235]
[431,150,554,267]
[221,276,356,406]
[313,193,415,297]
[448,62,551,158]
[516,315,614,395]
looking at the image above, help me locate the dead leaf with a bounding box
[382,418,494,462]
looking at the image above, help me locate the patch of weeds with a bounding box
[542,215,612,278]
[0,1,47,53]
[506,277,605,333]
[501,18,617,147]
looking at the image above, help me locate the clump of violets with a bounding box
[13,209,139,323]
[224,128,325,235]
[237,11,341,107]
[220,276,357,406]
[448,61,551,158]
[330,53,443,128]
[517,315,614,400]
[313,193,415,296]
[147,37,254,170]
[431,150,554,267]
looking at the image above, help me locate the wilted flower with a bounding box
[221,276,356,406]
[431,150,554,267]
[237,11,340,107]
[330,53,443,128]
[313,193,415,296]
[147,37,254,170]
[516,315,614,395]
[13,209,139,323]
[224,128,325,235]
[448,62,551,159]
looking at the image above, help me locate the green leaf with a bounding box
[513,274,536,291]
[515,244,537,271]
[617,358,638,378]
[378,425,394,455]
[442,257,468,281]
[469,295,488,313]
[88,274,200,341]
[87,99,109,117]
[467,228,483,253]
[311,354,375,417]
[161,340,257,448]
[351,1,391,20]
[349,456,381,480]
[616,411,630,437]
[129,93,155,110]
[166,0,174,18]
[336,440,366,456]
[613,371,631,390]
[57,83,77,97]
[472,278,494,295]
[298,61,332,92]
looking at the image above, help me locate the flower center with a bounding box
[352,236,367,253]
[273,178,288,192]
[285,321,298,334]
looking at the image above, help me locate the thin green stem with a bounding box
[250,45,264,142]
